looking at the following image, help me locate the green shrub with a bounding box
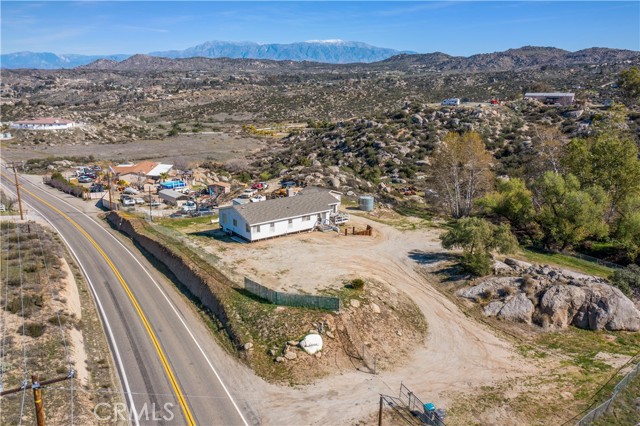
[610,265,640,296]
[350,278,365,290]
[23,322,45,338]
[462,252,493,277]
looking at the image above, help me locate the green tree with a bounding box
[533,172,608,250]
[479,178,535,226]
[440,217,519,276]
[616,195,640,262]
[610,265,640,296]
[619,66,640,102]
[563,133,640,219]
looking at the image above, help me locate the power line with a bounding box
[32,225,74,425]
[0,219,13,417]
[15,222,28,425]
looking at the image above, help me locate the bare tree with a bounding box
[429,131,493,218]
[531,125,565,176]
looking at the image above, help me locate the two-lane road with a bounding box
[1,170,261,425]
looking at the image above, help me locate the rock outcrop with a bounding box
[459,260,640,332]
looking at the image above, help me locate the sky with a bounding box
[1,1,639,56]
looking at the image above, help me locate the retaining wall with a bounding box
[106,211,243,346]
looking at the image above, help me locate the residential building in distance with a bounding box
[10,117,77,130]
[158,189,189,206]
[524,92,575,106]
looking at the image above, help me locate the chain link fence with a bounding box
[575,361,640,425]
[398,383,446,426]
[244,277,341,311]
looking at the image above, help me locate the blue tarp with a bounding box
[160,180,186,189]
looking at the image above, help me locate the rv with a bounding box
[441,98,461,106]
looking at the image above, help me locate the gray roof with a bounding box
[158,189,188,200]
[524,92,575,97]
[221,191,339,225]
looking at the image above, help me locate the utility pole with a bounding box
[107,171,113,210]
[11,161,24,220]
[32,374,45,426]
[148,184,153,222]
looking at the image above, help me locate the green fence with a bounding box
[244,277,341,311]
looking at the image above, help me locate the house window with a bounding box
[255,225,261,233]
[288,219,293,228]
[270,223,275,231]
[233,218,237,227]
[303,215,310,221]
[246,223,250,233]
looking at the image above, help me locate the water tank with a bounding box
[358,195,374,211]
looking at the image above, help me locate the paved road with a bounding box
[1,171,261,426]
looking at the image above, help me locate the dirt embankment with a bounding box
[105,212,244,347]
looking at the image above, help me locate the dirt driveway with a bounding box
[206,214,538,425]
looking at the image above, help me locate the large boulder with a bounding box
[539,285,587,328]
[497,293,535,324]
[504,258,533,271]
[299,334,323,355]
[457,277,520,301]
[573,283,640,331]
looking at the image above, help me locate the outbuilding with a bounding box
[158,189,189,206]
[208,181,231,195]
[524,92,575,106]
[10,117,76,130]
[219,190,340,242]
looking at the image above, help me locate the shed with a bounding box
[158,189,189,206]
[524,92,575,106]
[208,181,231,195]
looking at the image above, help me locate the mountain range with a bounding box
[0,40,410,69]
[2,42,639,71]
[74,46,640,74]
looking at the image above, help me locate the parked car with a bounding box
[281,181,296,188]
[182,201,197,212]
[149,201,161,207]
[121,198,135,206]
[123,187,139,195]
[134,198,145,205]
[78,176,93,183]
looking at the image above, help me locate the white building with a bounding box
[524,92,575,106]
[10,117,76,130]
[219,190,340,242]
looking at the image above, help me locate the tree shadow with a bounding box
[407,250,456,265]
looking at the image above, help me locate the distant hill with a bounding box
[149,40,412,64]
[0,52,129,69]
[382,46,640,71]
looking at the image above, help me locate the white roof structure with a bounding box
[147,163,173,177]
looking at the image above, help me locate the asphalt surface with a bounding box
[0,171,261,426]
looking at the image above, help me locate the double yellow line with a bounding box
[18,183,196,426]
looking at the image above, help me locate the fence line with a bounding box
[398,383,446,426]
[244,278,340,311]
[575,361,640,425]
[341,314,377,374]
[567,251,624,270]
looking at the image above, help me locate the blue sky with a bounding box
[2,1,639,56]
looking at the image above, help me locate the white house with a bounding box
[10,117,76,130]
[219,190,340,242]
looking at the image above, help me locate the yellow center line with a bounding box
[15,181,196,426]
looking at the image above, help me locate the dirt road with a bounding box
[209,214,538,425]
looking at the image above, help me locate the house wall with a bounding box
[219,207,331,242]
[159,194,187,206]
